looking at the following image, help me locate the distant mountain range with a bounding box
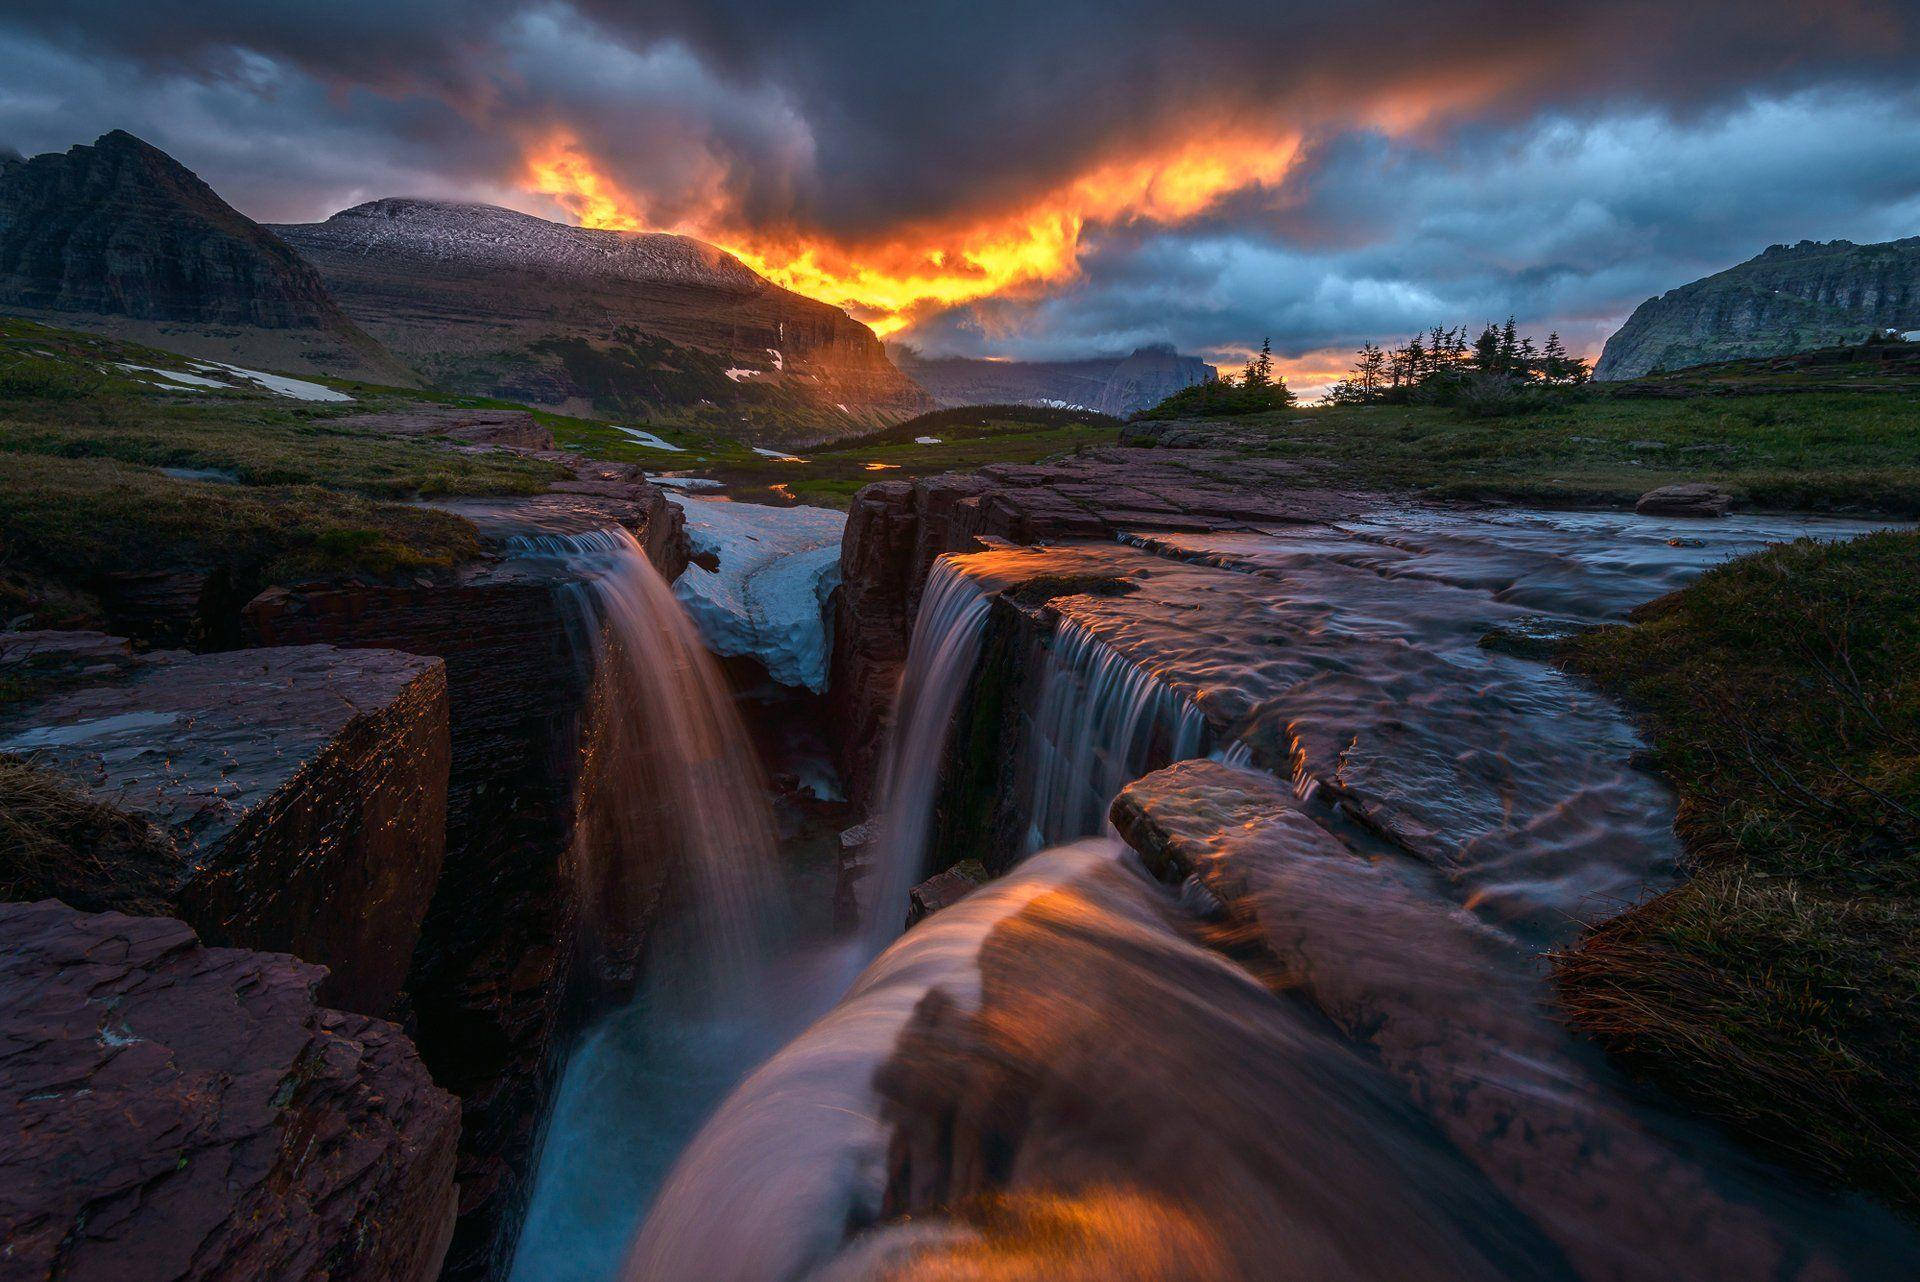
[1597,237,1920,380]
[0,132,929,434]
[895,344,1216,417]
[271,199,930,432]
[0,130,411,384]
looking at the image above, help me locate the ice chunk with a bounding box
[669,497,846,692]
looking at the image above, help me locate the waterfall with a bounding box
[506,527,779,990]
[863,559,992,949]
[1022,615,1211,851]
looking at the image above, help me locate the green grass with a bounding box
[0,316,575,629]
[1150,391,1920,515]
[1555,530,1920,1211]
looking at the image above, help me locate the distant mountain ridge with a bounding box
[272,198,931,436]
[896,344,1216,417]
[0,130,410,383]
[1597,237,1920,380]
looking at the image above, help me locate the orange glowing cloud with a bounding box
[522,128,1303,337]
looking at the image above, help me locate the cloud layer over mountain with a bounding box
[2,1,1918,382]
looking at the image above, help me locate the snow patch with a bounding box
[614,426,684,451]
[766,348,785,370]
[751,446,808,462]
[113,363,229,390]
[725,368,759,382]
[649,474,724,491]
[669,497,846,692]
[197,362,353,402]
[914,435,942,444]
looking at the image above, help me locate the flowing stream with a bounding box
[516,508,1916,1282]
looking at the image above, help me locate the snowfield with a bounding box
[669,497,846,693]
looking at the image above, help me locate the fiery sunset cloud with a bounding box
[525,128,1305,337]
[3,0,1917,369]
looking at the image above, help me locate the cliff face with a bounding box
[896,343,1215,416]
[246,484,687,1282]
[271,199,931,435]
[0,633,449,1018]
[0,131,410,383]
[827,447,1358,802]
[1596,237,1920,380]
[0,900,460,1282]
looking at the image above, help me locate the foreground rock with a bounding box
[247,494,687,1282]
[1635,482,1733,517]
[1111,759,1913,1280]
[0,900,459,1282]
[0,634,448,1017]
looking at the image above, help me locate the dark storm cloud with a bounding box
[1,1,1918,364]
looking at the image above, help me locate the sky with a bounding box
[4,1,1919,390]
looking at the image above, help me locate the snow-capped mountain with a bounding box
[273,200,930,436]
[279,198,767,292]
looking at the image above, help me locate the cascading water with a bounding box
[501,527,789,1282]
[863,559,992,946]
[508,526,781,987]
[1022,614,1212,851]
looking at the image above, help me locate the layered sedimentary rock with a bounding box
[272,199,930,432]
[0,899,459,1282]
[1110,760,1911,1280]
[0,131,411,383]
[0,634,448,1017]
[828,447,1365,798]
[245,486,686,1282]
[1596,237,1920,380]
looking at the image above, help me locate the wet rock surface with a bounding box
[904,859,985,926]
[245,504,697,1282]
[1111,760,1914,1281]
[0,636,448,1017]
[0,899,459,1282]
[828,449,1371,798]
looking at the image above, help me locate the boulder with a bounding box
[0,900,459,1282]
[0,639,449,1018]
[1635,482,1733,517]
[905,858,987,926]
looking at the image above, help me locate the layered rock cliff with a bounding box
[271,199,931,434]
[896,343,1215,416]
[0,899,460,1282]
[0,633,449,1018]
[0,131,411,384]
[246,482,687,1282]
[1596,237,1920,380]
[828,447,1360,799]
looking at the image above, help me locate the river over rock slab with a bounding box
[0,900,460,1282]
[0,635,448,1017]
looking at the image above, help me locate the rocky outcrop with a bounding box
[271,199,931,432]
[0,635,448,1018]
[1597,237,1920,380]
[1110,760,1901,1281]
[244,497,685,1282]
[827,448,1363,799]
[897,343,1216,416]
[0,899,459,1282]
[0,131,411,384]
